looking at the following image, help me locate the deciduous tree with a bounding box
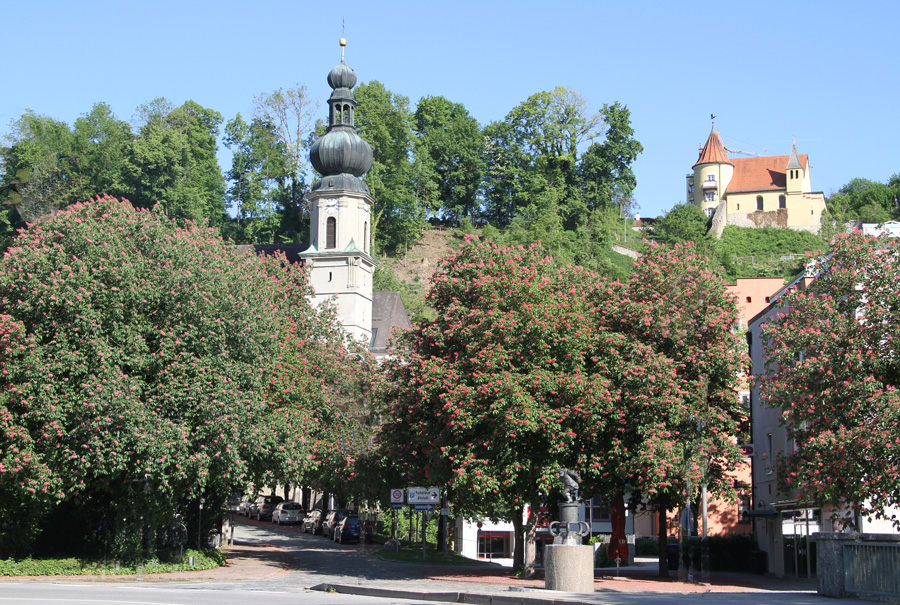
[759,231,900,528]
[0,196,349,558]
[413,96,483,224]
[376,237,614,575]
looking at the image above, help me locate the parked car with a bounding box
[252,495,284,521]
[238,495,256,517]
[225,494,244,514]
[321,510,350,538]
[301,510,322,533]
[272,501,303,525]
[333,514,360,544]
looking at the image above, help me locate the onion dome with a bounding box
[309,38,373,194]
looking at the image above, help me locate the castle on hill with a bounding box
[686,127,827,236]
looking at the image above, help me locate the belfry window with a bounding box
[326,217,336,249]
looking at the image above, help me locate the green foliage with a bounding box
[413,96,484,224]
[0,196,356,558]
[828,176,900,224]
[0,548,222,576]
[250,85,317,244]
[653,203,710,245]
[221,113,287,243]
[716,226,826,280]
[580,102,643,212]
[717,226,825,258]
[635,536,660,556]
[356,81,425,254]
[372,265,433,324]
[127,99,226,224]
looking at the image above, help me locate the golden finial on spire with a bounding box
[340,37,347,62]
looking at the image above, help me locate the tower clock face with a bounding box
[323,198,339,215]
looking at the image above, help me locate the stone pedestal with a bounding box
[544,544,594,593]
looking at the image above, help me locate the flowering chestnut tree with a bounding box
[377,237,616,574]
[591,241,747,576]
[0,196,350,557]
[759,232,900,528]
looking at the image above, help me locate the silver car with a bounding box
[272,501,303,525]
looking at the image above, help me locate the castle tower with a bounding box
[692,127,734,217]
[302,38,376,344]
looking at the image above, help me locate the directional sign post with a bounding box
[407,487,440,504]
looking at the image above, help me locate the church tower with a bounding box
[785,140,803,195]
[303,39,376,344]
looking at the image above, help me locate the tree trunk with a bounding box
[511,506,525,573]
[658,507,669,577]
[523,503,538,579]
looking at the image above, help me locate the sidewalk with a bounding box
[211,535,823,603]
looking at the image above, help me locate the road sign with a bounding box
[390,488,404,503]
[414,504,435,511]
[391,503,404,510]
[407,486,440,504]
[740,444,756,457]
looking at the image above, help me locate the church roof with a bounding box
[693,130,733,167]
[726,154,808,193]
[786,141,803,170]
[370,291,411,354]
[236,243,308,265]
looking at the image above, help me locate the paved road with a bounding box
[0,517,876,605]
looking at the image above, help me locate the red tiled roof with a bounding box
[726,154,808,192]
[693,131,732,167]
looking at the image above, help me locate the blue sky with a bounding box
[3,0,898,219]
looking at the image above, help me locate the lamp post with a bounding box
[198,498,205,550]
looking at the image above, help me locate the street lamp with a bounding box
[198,498,206,550]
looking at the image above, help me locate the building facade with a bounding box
[687,129,826,235]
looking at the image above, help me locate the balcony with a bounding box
[702,178,718,190]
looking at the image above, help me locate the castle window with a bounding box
[326,217,336,249]
[704,191,716,202]
[706,174,715,181]
[705,207,715,218]
[756,196,764,211]
[779,195,786,209]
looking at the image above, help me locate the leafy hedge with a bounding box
[717,226,825,259]
[0,548,224,576]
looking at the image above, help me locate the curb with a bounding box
[310,583,601,605]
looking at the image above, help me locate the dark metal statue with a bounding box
[558,468,582,503]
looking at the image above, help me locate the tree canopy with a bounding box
[374,236,745,576]
[758,231,900,528]
[0,196,359,558]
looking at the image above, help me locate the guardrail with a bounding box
[731,254,802,265]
